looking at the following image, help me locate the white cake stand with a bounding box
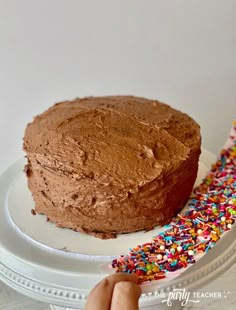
[0,149,236,310]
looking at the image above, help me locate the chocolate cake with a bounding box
[23,96,201,239]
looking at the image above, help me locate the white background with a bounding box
[0,0,235,173]
[0,1,235,309]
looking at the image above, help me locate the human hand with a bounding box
[85,273,141,310]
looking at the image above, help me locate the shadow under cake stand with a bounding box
[0,149,235,310]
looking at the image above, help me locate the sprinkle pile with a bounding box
[111,123,236,283]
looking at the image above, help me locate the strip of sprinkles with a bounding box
[111,123,236,283]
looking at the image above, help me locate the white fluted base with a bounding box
[50,305,80,310]
[50,301,183,310]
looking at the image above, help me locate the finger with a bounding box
[110,281,141,310]
[85,273,139,310]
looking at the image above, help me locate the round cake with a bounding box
[23,96,201,239]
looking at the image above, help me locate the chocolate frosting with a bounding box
[23,96,201,239]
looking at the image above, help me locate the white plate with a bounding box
[6,153,210,259]
[1,149,236,309]
[6,148,212,259]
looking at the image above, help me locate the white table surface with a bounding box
[0,0,236,309]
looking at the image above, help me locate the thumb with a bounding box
[110,280,141,310]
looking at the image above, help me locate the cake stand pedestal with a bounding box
[49,301,184,310]
[1,151,235,310]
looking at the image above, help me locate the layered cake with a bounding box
[23,96,201,239]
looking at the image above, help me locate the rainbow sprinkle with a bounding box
[111,122,236,283]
